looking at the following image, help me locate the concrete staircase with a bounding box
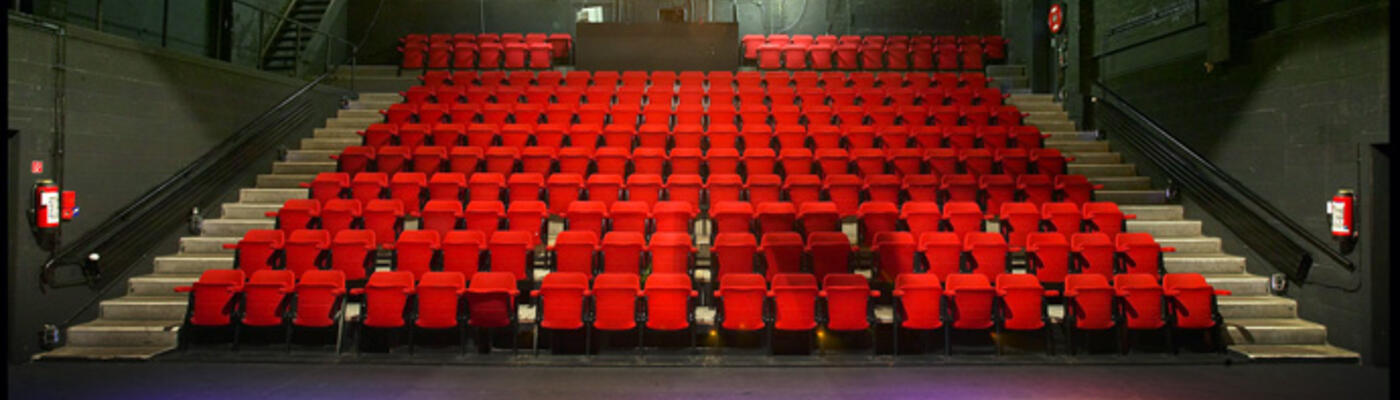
[1007,94,1359,362]
[31,93,402,361]
[36,78,1357,362]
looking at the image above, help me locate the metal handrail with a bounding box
[1092,81,1353,279]
[51,70,344,328]
[233,0,356,48]
[255,0,300,64]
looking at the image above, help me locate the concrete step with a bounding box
[1164,253,1247,274]
[359,92,403,102]
[1025,110,1069,120]
[1030,120,1077,132]
[1117,205,1183,221]
[1156,237,1223,253]
[100,295,189,320]
[325,117,380,129]
[32,345,174,361]
[1009,101,1062,112]
[128,274,202,296]
[1094,190,1167,205]
[300,137,360,150]
[179,236,238,253]
[65,319,180,347]
[349,101,395,111]
[1128,220,1202,237]
[337,109,382,119]
[1229,344,1360,362]
[154,253,234,274]
[272,161,337,174]
[1226,318,1328,345]
[201,219,274,237]
[1068,163,1136,177]
[239,188,307,204]
[256,174,314,189]
[314,128,361,139]
[1066,152,1122,164]
[221,203,281,219]
[985,65,1025,76]
[1220,296,1296,319]
[991,77,1029,91]
[1046,140,1110,152]
[1045,131,1100,141]
[1090,176,1153,190]
[1008,93,1055,102]
[287,150,338,162]
[1204,274,1271,296]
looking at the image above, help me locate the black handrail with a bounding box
[1092,81,1353,281]
[48,70,347,327]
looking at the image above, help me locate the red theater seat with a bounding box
[601,231,646,275]
[1071,233,1116,279]
[714,273,767,332]
[872,231,917,283]
[1082,202,1136,241]
[420,200,463,236]
[586,174,624,208]
[962,232,1010,282]
[917,232,962,280]
[532,272,590,339]
[943,273,995,354]
[901,201,942,237]
[464,201,505,238]
[551,231,600,278]
[609,201,650,234]
[1062,274,1114,354]
[388,230,439,280]
[1115,233,1175,279]
[806,232,855,282]
[1025,233,1070,286]
[331,230,377,282]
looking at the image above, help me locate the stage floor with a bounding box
[10,361,1387,399]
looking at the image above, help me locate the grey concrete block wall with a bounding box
[6,20,350,363]
[1070,0,1389,363]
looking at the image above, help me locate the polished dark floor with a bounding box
[8,361,1389,399]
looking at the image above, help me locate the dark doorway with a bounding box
[1366,144,1389,366]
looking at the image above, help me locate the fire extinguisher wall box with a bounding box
[61,190,77,221]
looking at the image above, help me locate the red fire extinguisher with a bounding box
[1329,189,1356,239]
[35,179,60,230]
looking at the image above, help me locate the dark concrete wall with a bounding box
[347,0,1005,65]
[346,0,577,65]
[6,20,349,363]
[1063,0,1389,362]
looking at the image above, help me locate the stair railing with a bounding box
[235,0,357,87]
[1091,81,1353,282]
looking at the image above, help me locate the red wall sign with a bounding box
[1049,4,1064,34]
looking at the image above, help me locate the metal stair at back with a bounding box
[260,0,332,72]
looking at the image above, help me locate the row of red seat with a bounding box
[397,85,1011,108]
[741,34,1007,70]
[332,146,1073,181]
[177,267,1224,355]
[376,103,1028,131]
[418,70,998,90]
[399,33,572,71]
[352,124,1047,155]
[251,198,1134,280]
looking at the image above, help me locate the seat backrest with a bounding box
[1063,274,1114,330]
[944,273,995,330]
[1113,273,1165,330]
[487,230,533,281]
[715,273,767,331]
[820,273,873,331]
[415,271,466,329]
[648,232,694,275]
[180,269,246,327]
[713,233,758,282]
[995,273,1046,330]
[893,273,943,330]
[769,273,818,331]
[643,273,694,331]
[806,231,854,282]
[362,271,415,328]
[601,231,646,275]
[872,231,917,282]
[962,232,1008,281]
[917,231,962,280]
[591,272,641,331]
[464,271,519,328]
[759,232,805,280]
[536,272,589,330]
[292,270,346,328]
[1162,273,1219,329]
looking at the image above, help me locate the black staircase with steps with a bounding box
[260,0,333,73]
